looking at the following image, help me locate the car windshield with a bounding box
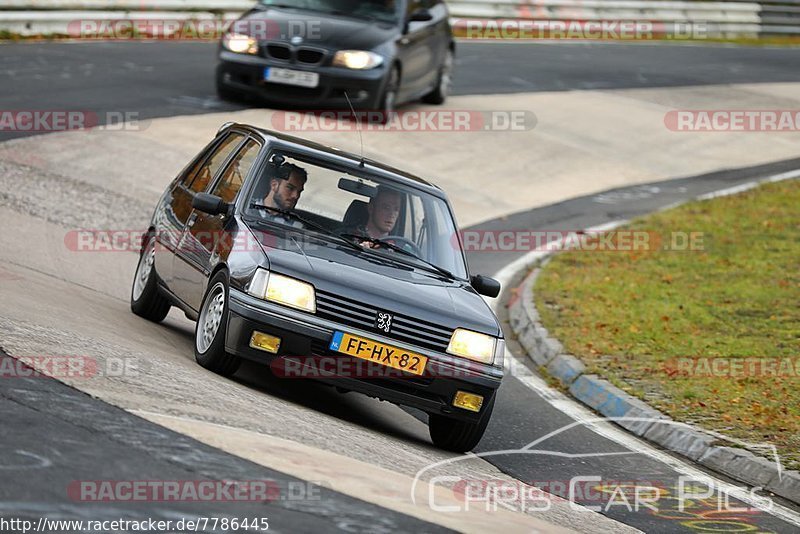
[259,0,401,23]
[244,151,469,280]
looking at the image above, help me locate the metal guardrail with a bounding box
[0,0,797,37]
[447,0,764,37]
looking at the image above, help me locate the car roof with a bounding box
[223,123,446,196]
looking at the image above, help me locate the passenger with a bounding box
[259,163,307,227]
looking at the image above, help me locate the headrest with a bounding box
[343,199,369,227]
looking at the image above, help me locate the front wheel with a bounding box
[422,49,453,105]
[130,233,170,323]
[194,271,241,377]
[372,66,400,125]
[428,395,495,452]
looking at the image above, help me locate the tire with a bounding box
[428,394,495,452]
[130,232,170,323]
[422,48,453,105]
[194,271,241,377]
[372,65,400,125]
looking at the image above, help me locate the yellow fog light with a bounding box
[249,331,281,354]
[453,391,484,413]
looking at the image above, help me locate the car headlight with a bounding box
[332,50,383,70]
[247,269,316,313]
[446,328,497,364]
[222,33,258,55]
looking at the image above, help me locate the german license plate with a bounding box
[263,67,319,88]
[329,331,428,376]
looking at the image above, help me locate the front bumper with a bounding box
[226,289,503,422]
[217,50,388,109]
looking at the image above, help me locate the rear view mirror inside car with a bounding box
[338,177,376,197]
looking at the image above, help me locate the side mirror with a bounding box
[192,192,229,216]
[471,274,501,298]
[408,8,433,22]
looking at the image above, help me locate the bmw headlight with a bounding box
[446,328,498,364]
[332,50,383,70]
[222,33,259,55]
[247,269,316,313]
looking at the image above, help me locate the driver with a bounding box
[366,185,402,238]
[343,185,402,246]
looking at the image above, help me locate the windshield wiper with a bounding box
[249,203,364,253]
[339,233,456,280]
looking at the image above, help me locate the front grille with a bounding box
[265,44,291,60]
[262,44,325,65]
[297,48,324,64]
[315,291,453,353]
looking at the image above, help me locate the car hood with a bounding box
[246,223,500,336]
[238,7,398,50]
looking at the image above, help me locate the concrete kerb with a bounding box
[504,170,800,505]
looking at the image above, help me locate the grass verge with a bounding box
[535,179,800,469]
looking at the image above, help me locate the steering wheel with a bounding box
[382,235,422,257]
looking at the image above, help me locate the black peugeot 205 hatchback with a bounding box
[215,0,454,117]
[130,123,504,451]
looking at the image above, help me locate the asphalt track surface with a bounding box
[3,40,800,141]
[0,349,449,533]
[3,39,800,533]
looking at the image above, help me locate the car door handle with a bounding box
[400,37,409,45]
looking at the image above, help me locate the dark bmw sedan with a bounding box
[216,0,454,116]
[131,123,503,451]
